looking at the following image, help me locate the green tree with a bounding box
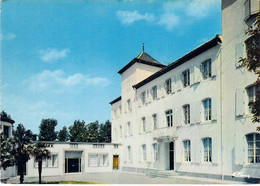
[99,120,111,143]
[69,120,88,142]
[0,134,15,170]
[58,126,69,141]
[31,143,51,184]
[240,13,260,129]
[86,121,100,142]
[38,119,57,141]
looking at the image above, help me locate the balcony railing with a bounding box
[152,127,178,142]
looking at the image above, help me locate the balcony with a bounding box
[152,127,178,142]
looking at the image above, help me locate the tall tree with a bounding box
[38,119,57,141]
[31,143,51,184]
[69,120,88,142]
[99,120,111,143]
[240,13,260,128]
[86,121,100,142]
[58,126,69,141]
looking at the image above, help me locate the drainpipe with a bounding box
[219,44,224,180]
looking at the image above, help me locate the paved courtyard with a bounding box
[6,172,244,184]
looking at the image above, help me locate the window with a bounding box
[142,144,147,161]
[203,138,212,162]
[183,140,191,162]
[89,154,108,167]
[152,114,157,129]
[244,0,260,20]
[3,125,10,138]
[183,104,190,124]
[165,79,172,94]
[203,98,212,121]
[48,154,58,167]
[127,99,131,111]
[152,143,158,162]
[140,91,146,104]
[247,85,256,113]
[141,117,146,133]
[182,70,190,87]
[151,86,157,100]
[127,146,131,161]
[165,110,173,127]
[127,122,131,136]
[246,133,260,163]
[201,59,211,79]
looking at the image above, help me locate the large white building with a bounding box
[110,0,260,181]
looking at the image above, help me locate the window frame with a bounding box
[165,110,173,127]
[152,113,157,130]
[151,86,157,100]
[183,104,190,124]
[140,91,146,105]
[165,78,172,94]
[246,133,260,163]
[142,144,147,161]
[201,59,212,80]
[182,69,190,87]
[202,138,212,162]
[202,98,212,121]
[141,117,146,133]
[127,99,131,112]
[183,140,191,162]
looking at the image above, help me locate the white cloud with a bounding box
[25,70,110,93]
[0,33,16,40]
[39,48,69,62]
[158,12,179,31]
[116,10,155,25]
[186,0,219,19]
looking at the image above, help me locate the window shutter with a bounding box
[176,74,182,92]
[176,107,183,127]
[171,76,175,93]
[235,42,245,68]
[234,134,244,165]
[211,59,217,77]
[197,102,202,123]
[211,97,217,120]
[190,103,196,124]
[235,88,245,116]
[190,67,195,85]
[162,82,166,97]
[196,65,202,83]
[212,137,218,164]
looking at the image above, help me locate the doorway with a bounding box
[169,141,174,170]
[65,151,82,173]
[113,155,119,169]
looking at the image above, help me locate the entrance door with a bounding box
[113,155,119,169]
[65,158,81,173]
[169,142,174,170]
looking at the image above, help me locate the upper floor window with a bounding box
[142,144,147,161]
[165,79,172,94]
[151,86,157,100]
[152,114,157,129]
[3,125,10,138]
[165,110,173,127]
[246,133,260,163]
[247,85,256,113]
[140,91,146,105]
[127,99,131,112]
[182,70,190,87]
[203,98,212,121]
[183,140,191,162]
[141,117,146,133]
[127,122,131,136]
[127,146,131,161]
[203,138,212,162]
[183,104,190,124]
[201,59,212,79]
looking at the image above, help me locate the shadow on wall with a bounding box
[222,0,237,11]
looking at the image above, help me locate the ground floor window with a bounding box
[183,140,191,161]
[88,154,109,167]
[247,133,260,163]
[142,144,147,161]
[203,138,212,162]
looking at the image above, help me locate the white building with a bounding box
[110,0,260,181]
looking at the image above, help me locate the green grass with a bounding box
[24,181,100,184]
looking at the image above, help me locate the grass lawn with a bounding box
[24,181,100,184]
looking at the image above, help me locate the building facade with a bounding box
[110,0,260,180]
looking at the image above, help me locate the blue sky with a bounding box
[1,0,221,134]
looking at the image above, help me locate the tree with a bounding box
[38,118,57,141]
[240,13,260,129]
[31,143,51,184]
[58,126,69,141]
[69,120,88,142]
[99,120,111,143]
[86,121,100,142]
[0,134,15,170]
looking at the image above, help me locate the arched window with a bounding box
[183,140,191,161]
[202,137,212,162]
[246,133,260,163]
